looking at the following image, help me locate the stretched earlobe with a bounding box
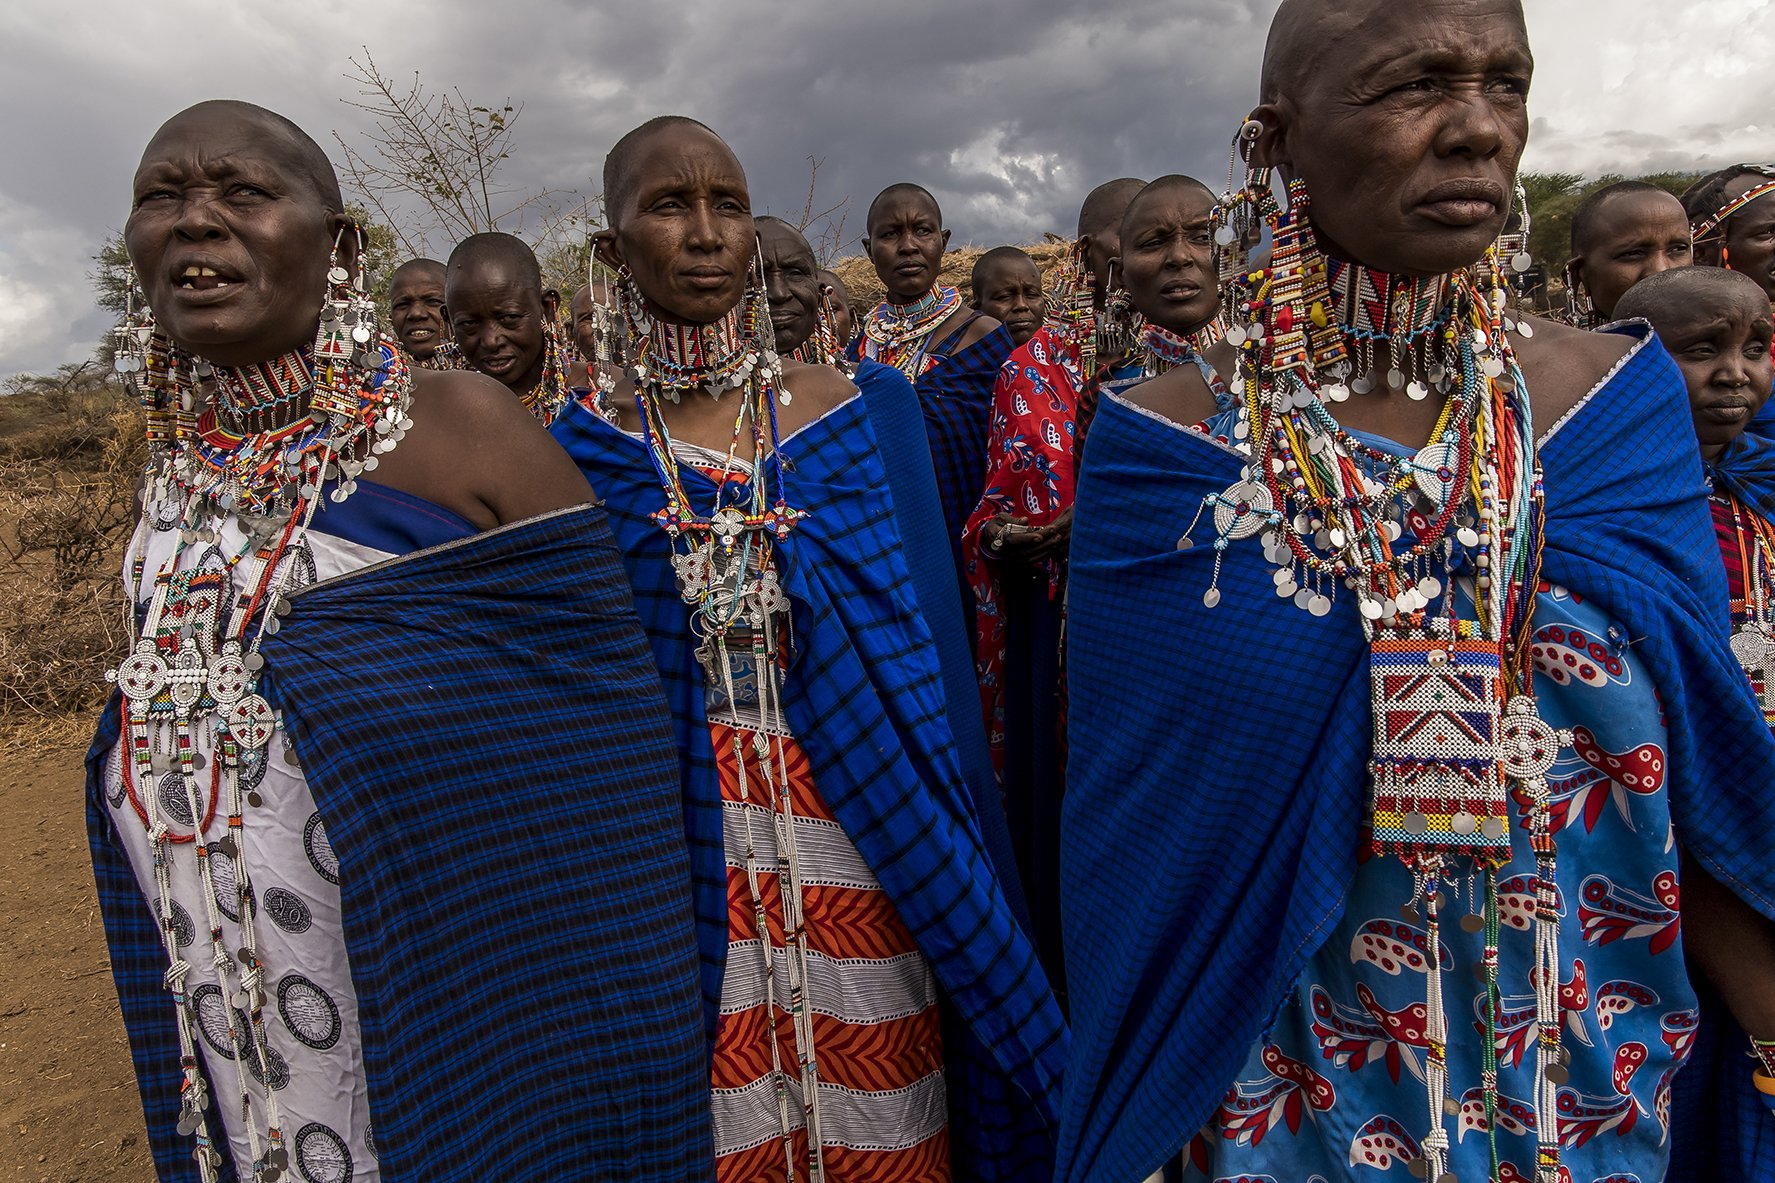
[590,230,622,274]
[1245,104,1289,170]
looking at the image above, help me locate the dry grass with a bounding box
[0,378,142,718]
[829,239,1072,312]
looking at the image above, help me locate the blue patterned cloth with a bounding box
[1666,427,1775,1183]
[1711,428,1775,520]
[88,503,712,1183]
[552,395,1067,1182]
[1057,325,1775,1183]
[852,319,1016,627]
[854,359,1030,929]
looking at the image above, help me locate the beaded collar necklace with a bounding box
[1193,164,1565,1183]
[863,285,963,378]
[1139,318,1227,378]
[408,340,462,371]
[107,255,414,1182]
[621,272,769,404]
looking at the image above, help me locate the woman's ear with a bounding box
[591,228,623,273]
[1244,103,1289,171]
[541,289,561,322]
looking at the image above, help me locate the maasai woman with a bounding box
[1683,163,1775,304]
[758,215,1024,933]
[93,101,707,1183]
[1615,264,1775,1183]
[971,247,1047,349]
[385,258,455,369]
[961,174,1224,1001]
[444,232,581,426]
[551,116,1065,1183]
[1685,164,1775,438]
[1056,3,1775,1182]
[852,182,1017,633]
[1562,181,1692,327]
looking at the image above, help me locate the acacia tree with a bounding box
[333,50,595,274]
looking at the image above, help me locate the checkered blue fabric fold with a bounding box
[88,504,711,1183]
[1056,325,1775,1183]
[915,325,1015,607]
[554,397,1068,1182]
[1711,426,1775,520]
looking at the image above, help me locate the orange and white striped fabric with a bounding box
[707,714,950,1183]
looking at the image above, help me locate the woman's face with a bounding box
[126,107,342,367]
[1118,185,1221,335]
[1256,0,1533,278]
[602,124,756,325]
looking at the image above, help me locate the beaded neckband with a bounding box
[619,268,772,404]
[1192,145,1566,1183]
[1139,319,1227,378]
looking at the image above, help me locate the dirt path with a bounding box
[0,716,153,1183]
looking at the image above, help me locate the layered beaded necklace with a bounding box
[106,259,413,1183]
[862,284,962,379]
[1717,487,1775,723]
[625,271,828,1179]
[620,269,776,404]
[1190,170,1569,1183]
[407,339,461,371]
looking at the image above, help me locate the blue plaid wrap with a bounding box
[850,321,1015,628]
[1056,325,1775,1183]
[88,503,712,1183]
[855,359,1031,931]
[553,396,1067,1182]
[1669,423,1775,1181]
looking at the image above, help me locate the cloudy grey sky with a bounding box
[1,0,1769,380]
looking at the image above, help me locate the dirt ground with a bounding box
[0,716,154,1182]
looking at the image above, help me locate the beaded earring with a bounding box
[1098,260,1138,360]
[792,283,842,369]
[1564,261,1598,329]
[1212,119,1281,291]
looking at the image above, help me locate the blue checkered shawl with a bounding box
[1711,426,1775,519]
[1056,324,1775,1183]
[852,321,1016,623]
[552,396,1067,1181]
[87,504,711,1183]
[1670,424,1775,1182]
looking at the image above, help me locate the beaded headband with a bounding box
[1693,172,1775,242]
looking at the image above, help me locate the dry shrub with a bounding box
[830,238,1072,314]
[0,381,143,717]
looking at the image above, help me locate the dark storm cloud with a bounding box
[1,0,1770,377]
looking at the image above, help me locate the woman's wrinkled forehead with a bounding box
[1262,0,1530,106]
